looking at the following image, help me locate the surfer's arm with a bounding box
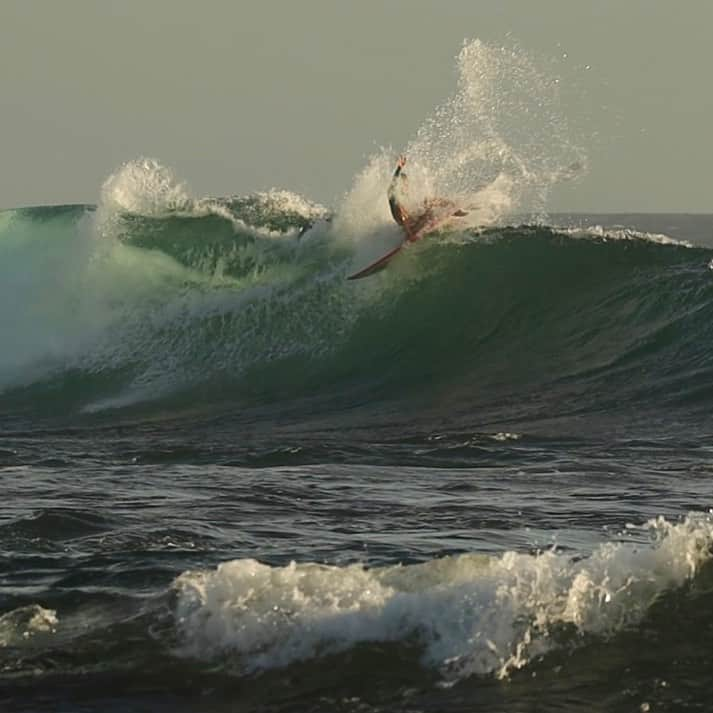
[390,155,407,187]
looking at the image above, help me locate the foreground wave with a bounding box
[174,513,713,681]
[2,513,712,696]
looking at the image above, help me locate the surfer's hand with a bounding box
[397,155,407,168]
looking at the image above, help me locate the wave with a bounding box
[173,513,713,682]
[1,195,711,427]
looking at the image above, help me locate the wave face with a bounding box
[1,195,712,432]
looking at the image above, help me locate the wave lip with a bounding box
[98,157,328,238]
[173,513,713,682]
[559,223,694,247]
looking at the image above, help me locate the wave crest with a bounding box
[100,157,192,217]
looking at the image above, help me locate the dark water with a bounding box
[2,202,713,712]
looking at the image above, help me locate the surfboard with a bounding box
[346,241,407,280]
[347,205,465,281]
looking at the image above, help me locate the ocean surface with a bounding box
[3,37,713,713]
[2,191,713,712]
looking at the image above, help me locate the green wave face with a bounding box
[1,203,711,424]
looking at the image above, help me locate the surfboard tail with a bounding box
[347,243,405,280]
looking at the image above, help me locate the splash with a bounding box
[338,39,585,235]
[100,157,192,218]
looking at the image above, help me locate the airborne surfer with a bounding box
[387,156,468,242]
[387,155,413,237]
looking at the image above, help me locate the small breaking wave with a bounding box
[173,513,713,682]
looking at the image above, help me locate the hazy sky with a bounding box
[1,1,712,212]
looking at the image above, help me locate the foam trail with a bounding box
[0,605,58,647]
[173,513,713,682]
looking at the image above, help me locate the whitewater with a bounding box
[2,39,713,713]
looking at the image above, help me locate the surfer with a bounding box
[387,156,467,242]
[347,156,469,279]
[387,155,413,237]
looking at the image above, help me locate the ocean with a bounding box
[2,193,713,712]
[3,39,713,713]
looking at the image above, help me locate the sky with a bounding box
[1,0,712,213]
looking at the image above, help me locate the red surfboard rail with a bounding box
[346,242,407,280]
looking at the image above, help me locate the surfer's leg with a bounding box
[389,197,410,228]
